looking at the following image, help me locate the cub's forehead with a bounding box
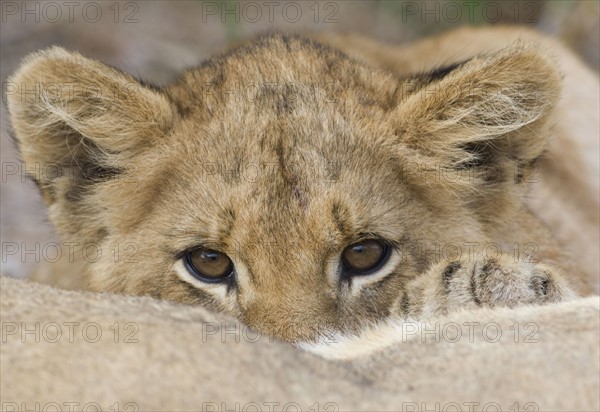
[166,94,398,190]
[160,35,401,176]
[164,35,400,122]
[157,117,407,232]
[150,103,407,235]
[149,35,408,232]
[167,97,397,178]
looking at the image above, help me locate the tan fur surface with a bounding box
[6,26,599,343]
[2,276,599,411]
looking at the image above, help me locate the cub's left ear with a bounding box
[395,42,561,183]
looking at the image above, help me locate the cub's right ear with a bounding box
[6,47,175,205]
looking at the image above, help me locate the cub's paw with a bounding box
[401,257,576,318]
[441,257,575,309]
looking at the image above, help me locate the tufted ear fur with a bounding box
[394,42,562,215]
[6,46,175,207]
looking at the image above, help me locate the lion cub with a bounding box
[8,27,598,342]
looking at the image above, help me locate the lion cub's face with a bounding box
[133,98,436,341]
[8,36,560,341]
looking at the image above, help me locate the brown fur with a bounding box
[7,27,598,342]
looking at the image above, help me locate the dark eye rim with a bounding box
[340,239,392,277]
[183,249,235,284]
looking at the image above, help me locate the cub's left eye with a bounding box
[183,248,234,283]
[341,239,390,276]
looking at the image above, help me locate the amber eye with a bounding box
[184,248,234,283]
[341,240,390,275]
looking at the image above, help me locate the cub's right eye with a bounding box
[183,248,234,283]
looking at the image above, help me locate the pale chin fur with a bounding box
[296,317,422,360]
